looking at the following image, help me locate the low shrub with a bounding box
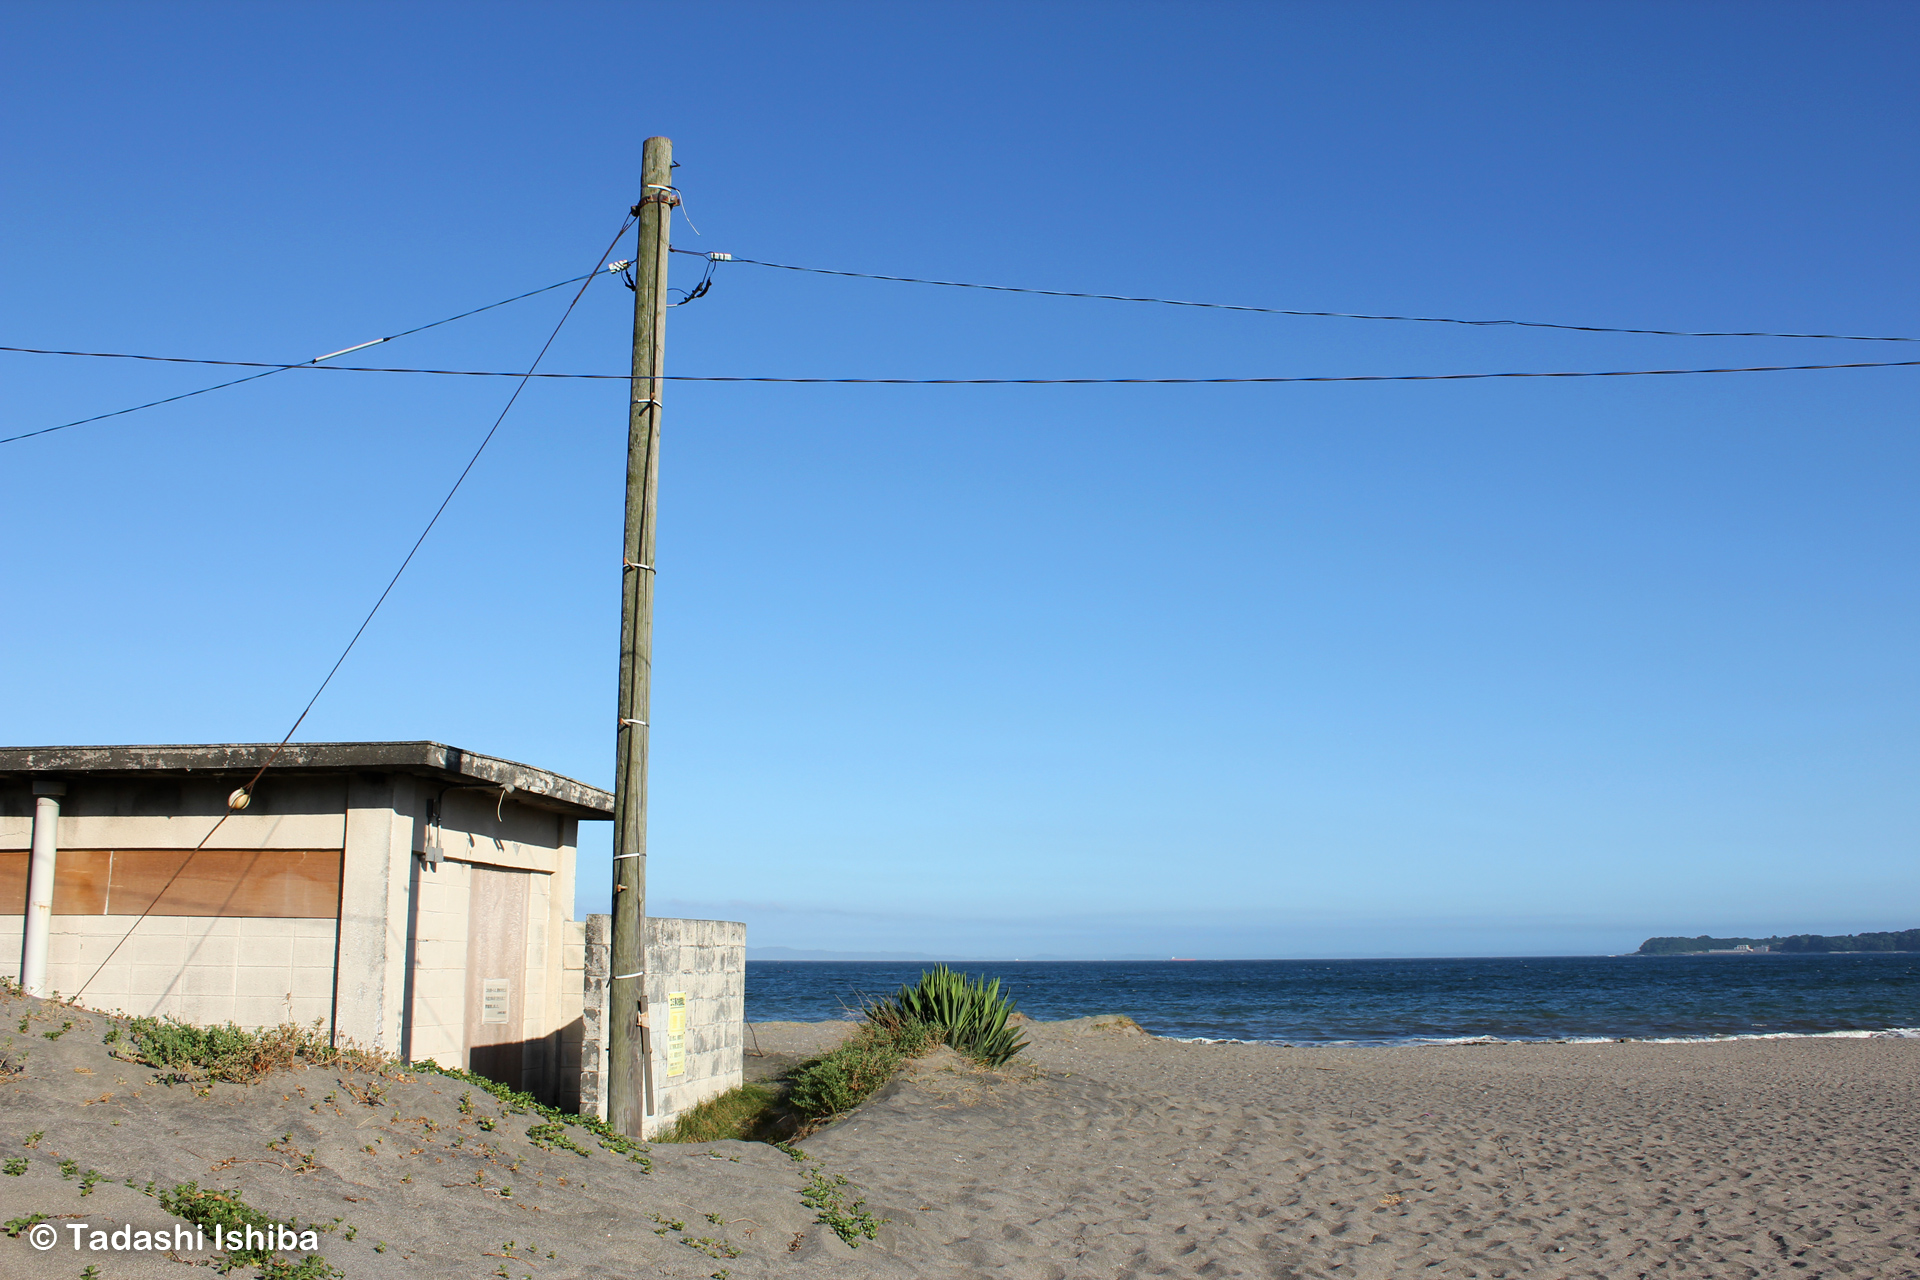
[862,1012,939,1058]
[871,965,1029,1066]
[120,1017,367,1084]
[787,1026,908,1119]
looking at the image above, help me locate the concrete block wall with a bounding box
[402,857,471,1066]
[646,916,746,1127]
[0,914,337,1028]
[576,913,610,1125]
[556,918,590,1114]
[578,914,745,1136]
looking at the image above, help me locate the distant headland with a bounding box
[1637,929,1920,956]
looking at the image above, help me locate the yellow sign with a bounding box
[665,991,687,1077]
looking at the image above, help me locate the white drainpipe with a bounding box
[21,778,65,998]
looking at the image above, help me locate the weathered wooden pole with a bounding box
[609,135,673,1135]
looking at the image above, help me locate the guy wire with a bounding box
[70,215,637,1001]
[2,267,615,446]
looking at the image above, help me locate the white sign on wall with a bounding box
[482,978,510,1025]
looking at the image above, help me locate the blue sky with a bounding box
[5,2,1917,957]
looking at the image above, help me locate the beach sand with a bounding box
[779,1016,1920,1278]
[3,994,1915,1278]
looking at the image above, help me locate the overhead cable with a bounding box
[2,365,295,447]
[0,265,620,446]
[68,217,636,1002]
[5,344,1920,384]
[669,248,1920,344]
[261,218,634,762]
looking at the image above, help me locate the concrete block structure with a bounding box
[577,914,746,1127]
[0,742,742,1132]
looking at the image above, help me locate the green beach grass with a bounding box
[658,965,1031,1143]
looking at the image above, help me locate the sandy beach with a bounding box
[788,1017,1920,1277]
[4,996,1917,1278]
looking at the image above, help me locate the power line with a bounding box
[7,344,1920,383]
[10,254,1914,450]
[1,266,619,446]
[626,360,1920,383]
[672,248,1920,344]
[68,217,637,1000]
[269,221,634,761]
[3,365,292,446]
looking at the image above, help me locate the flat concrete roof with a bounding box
[0,742,613,819]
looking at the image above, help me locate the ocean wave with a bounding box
[1638,1026,1920,1044]
[1163,1026,1920,1048]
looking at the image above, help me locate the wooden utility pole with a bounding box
[609,135,673,1135]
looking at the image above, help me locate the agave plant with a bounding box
[881,965,1030,1067]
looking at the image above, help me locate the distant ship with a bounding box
[1170,956,1198,961]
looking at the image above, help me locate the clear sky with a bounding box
[5,2,1917,958]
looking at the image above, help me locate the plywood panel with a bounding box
[464,865,528,1091]
[0,852,25,913]
[0,851,111,915]
[0,851,341,919]
[57,850,112,914]
[114,850,340,918]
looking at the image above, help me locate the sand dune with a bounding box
[4,994,1915,1278]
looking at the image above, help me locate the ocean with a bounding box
[745,954,1920,1045]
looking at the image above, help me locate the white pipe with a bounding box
[21,779,64,998]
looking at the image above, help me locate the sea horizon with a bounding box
[745,953,1920,1045]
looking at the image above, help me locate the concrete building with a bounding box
[0,742,742,1134]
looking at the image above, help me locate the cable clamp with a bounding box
[607,260,632,273]
[613,971,646,981]
[619,718,647,728]
[624,560,654,572]
[634,398,662,409]
[613,852,644,860]
[708,253,732,262]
